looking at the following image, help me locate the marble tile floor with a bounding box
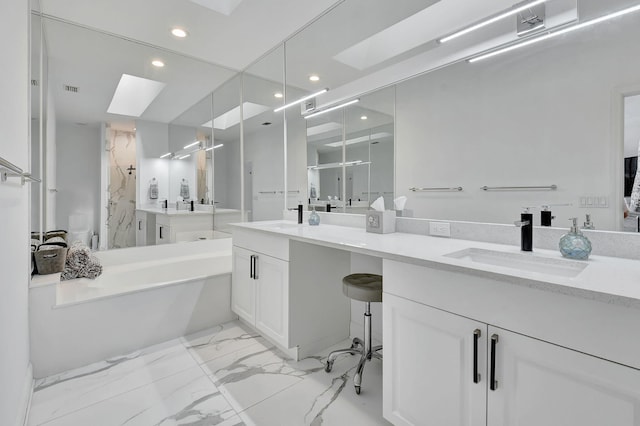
[28,320,390,426]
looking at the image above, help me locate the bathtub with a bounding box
[29,239,236,378]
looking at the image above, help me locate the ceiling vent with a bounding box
[31,79,39,87]
[301,98,316,115]
[517,3,546,36]
[63,84,79,93]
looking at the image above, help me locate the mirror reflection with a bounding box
[33,0,640,237]
[33,16,237,250]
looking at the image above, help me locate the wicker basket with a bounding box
[45,230,68,242]
[34,243,68,275]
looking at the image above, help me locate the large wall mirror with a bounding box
[31,14,238,249]
[32,0,640,243]
[284,0,640,233]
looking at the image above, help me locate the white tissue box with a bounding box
[366,210,396,234]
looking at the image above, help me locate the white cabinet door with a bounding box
[156,223,171,244]
[488,326,640,426]
[135,212,146,246]
[231,246,256,323]
[255,254,289,348]
[383,293,487,426]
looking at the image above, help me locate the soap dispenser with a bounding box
[308,206,320,226]
[559,218,592,260]
[583,214,595,230]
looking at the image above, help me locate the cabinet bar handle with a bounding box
[159,226,163,240]
[250,255,254,279]
[473,329,481,384]
[490,334,499,391]
[253,255,259,280]
[138,220,142,231]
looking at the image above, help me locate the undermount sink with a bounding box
[266,222,303,230]
[444,248,588,278]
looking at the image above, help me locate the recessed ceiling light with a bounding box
[361,115,368,120]
[309,75,320,82]
[274,92,283,98]
[171,28,188,38]
[152,60,165,68]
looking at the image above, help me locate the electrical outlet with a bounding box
[430,222,451,237]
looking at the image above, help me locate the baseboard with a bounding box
[16,363,33,426]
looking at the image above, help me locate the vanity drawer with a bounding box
[232,228,289,261]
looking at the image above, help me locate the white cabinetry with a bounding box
[135,210,147,246]
[383,293,486,426]
[231,227,351,360]
[232,231,290,350]
[488,327,640,426]
[383,260,640,426]
[153,212,213,244]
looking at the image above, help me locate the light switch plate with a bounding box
[430,222,451,237]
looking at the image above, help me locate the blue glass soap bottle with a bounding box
[308,206,320,226]
[559,218,592,260]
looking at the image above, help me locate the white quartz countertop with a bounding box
[137,207,214,216]
[230,220,640,309]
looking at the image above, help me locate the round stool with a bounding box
[325,273,383,395]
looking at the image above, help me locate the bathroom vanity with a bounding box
[136,207,215,245]
[230,220,640,426]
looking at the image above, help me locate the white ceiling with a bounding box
[42,18,236,125]
[38,0,341,71]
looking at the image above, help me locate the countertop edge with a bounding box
[229,222,640,310]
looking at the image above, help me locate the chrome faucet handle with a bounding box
[514,220,530,227]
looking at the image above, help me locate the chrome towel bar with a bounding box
[0,156,41,185]
[409,187,463,192]
[481,185,557,191]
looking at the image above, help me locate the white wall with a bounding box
[0,1,32,424]
[395,17,640,231]
[31,120,40,231]
[244,124,285,221]
[45,82,56,230]
[56,122,100,233]
[136,120,170,207]
[215,138,242,210]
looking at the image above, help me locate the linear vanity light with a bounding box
[183,141,200,149]
[439,0,548,43]
[304,99,360,119]
[469,2,640,63]
[160,152,172,159]
[205,144,224,151]
[177,154,191,160]
[273,88,328,113]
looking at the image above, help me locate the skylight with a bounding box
[201,102,270,130]
[324,132,392,148]
[190,0,243,16]
[107,74,166,117]
[306,122,342,137]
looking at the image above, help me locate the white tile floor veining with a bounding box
[28,321,391,426]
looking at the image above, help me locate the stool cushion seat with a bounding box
[342,273,382,302]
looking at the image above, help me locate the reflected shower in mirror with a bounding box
[32,15,236,249]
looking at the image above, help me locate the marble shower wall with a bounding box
[107,129,136,249]
[197,150,207,202]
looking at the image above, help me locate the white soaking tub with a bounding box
[29,239,236,378]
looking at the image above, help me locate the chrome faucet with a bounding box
[514,208,533,252]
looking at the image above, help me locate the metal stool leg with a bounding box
[325,301,382,396]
